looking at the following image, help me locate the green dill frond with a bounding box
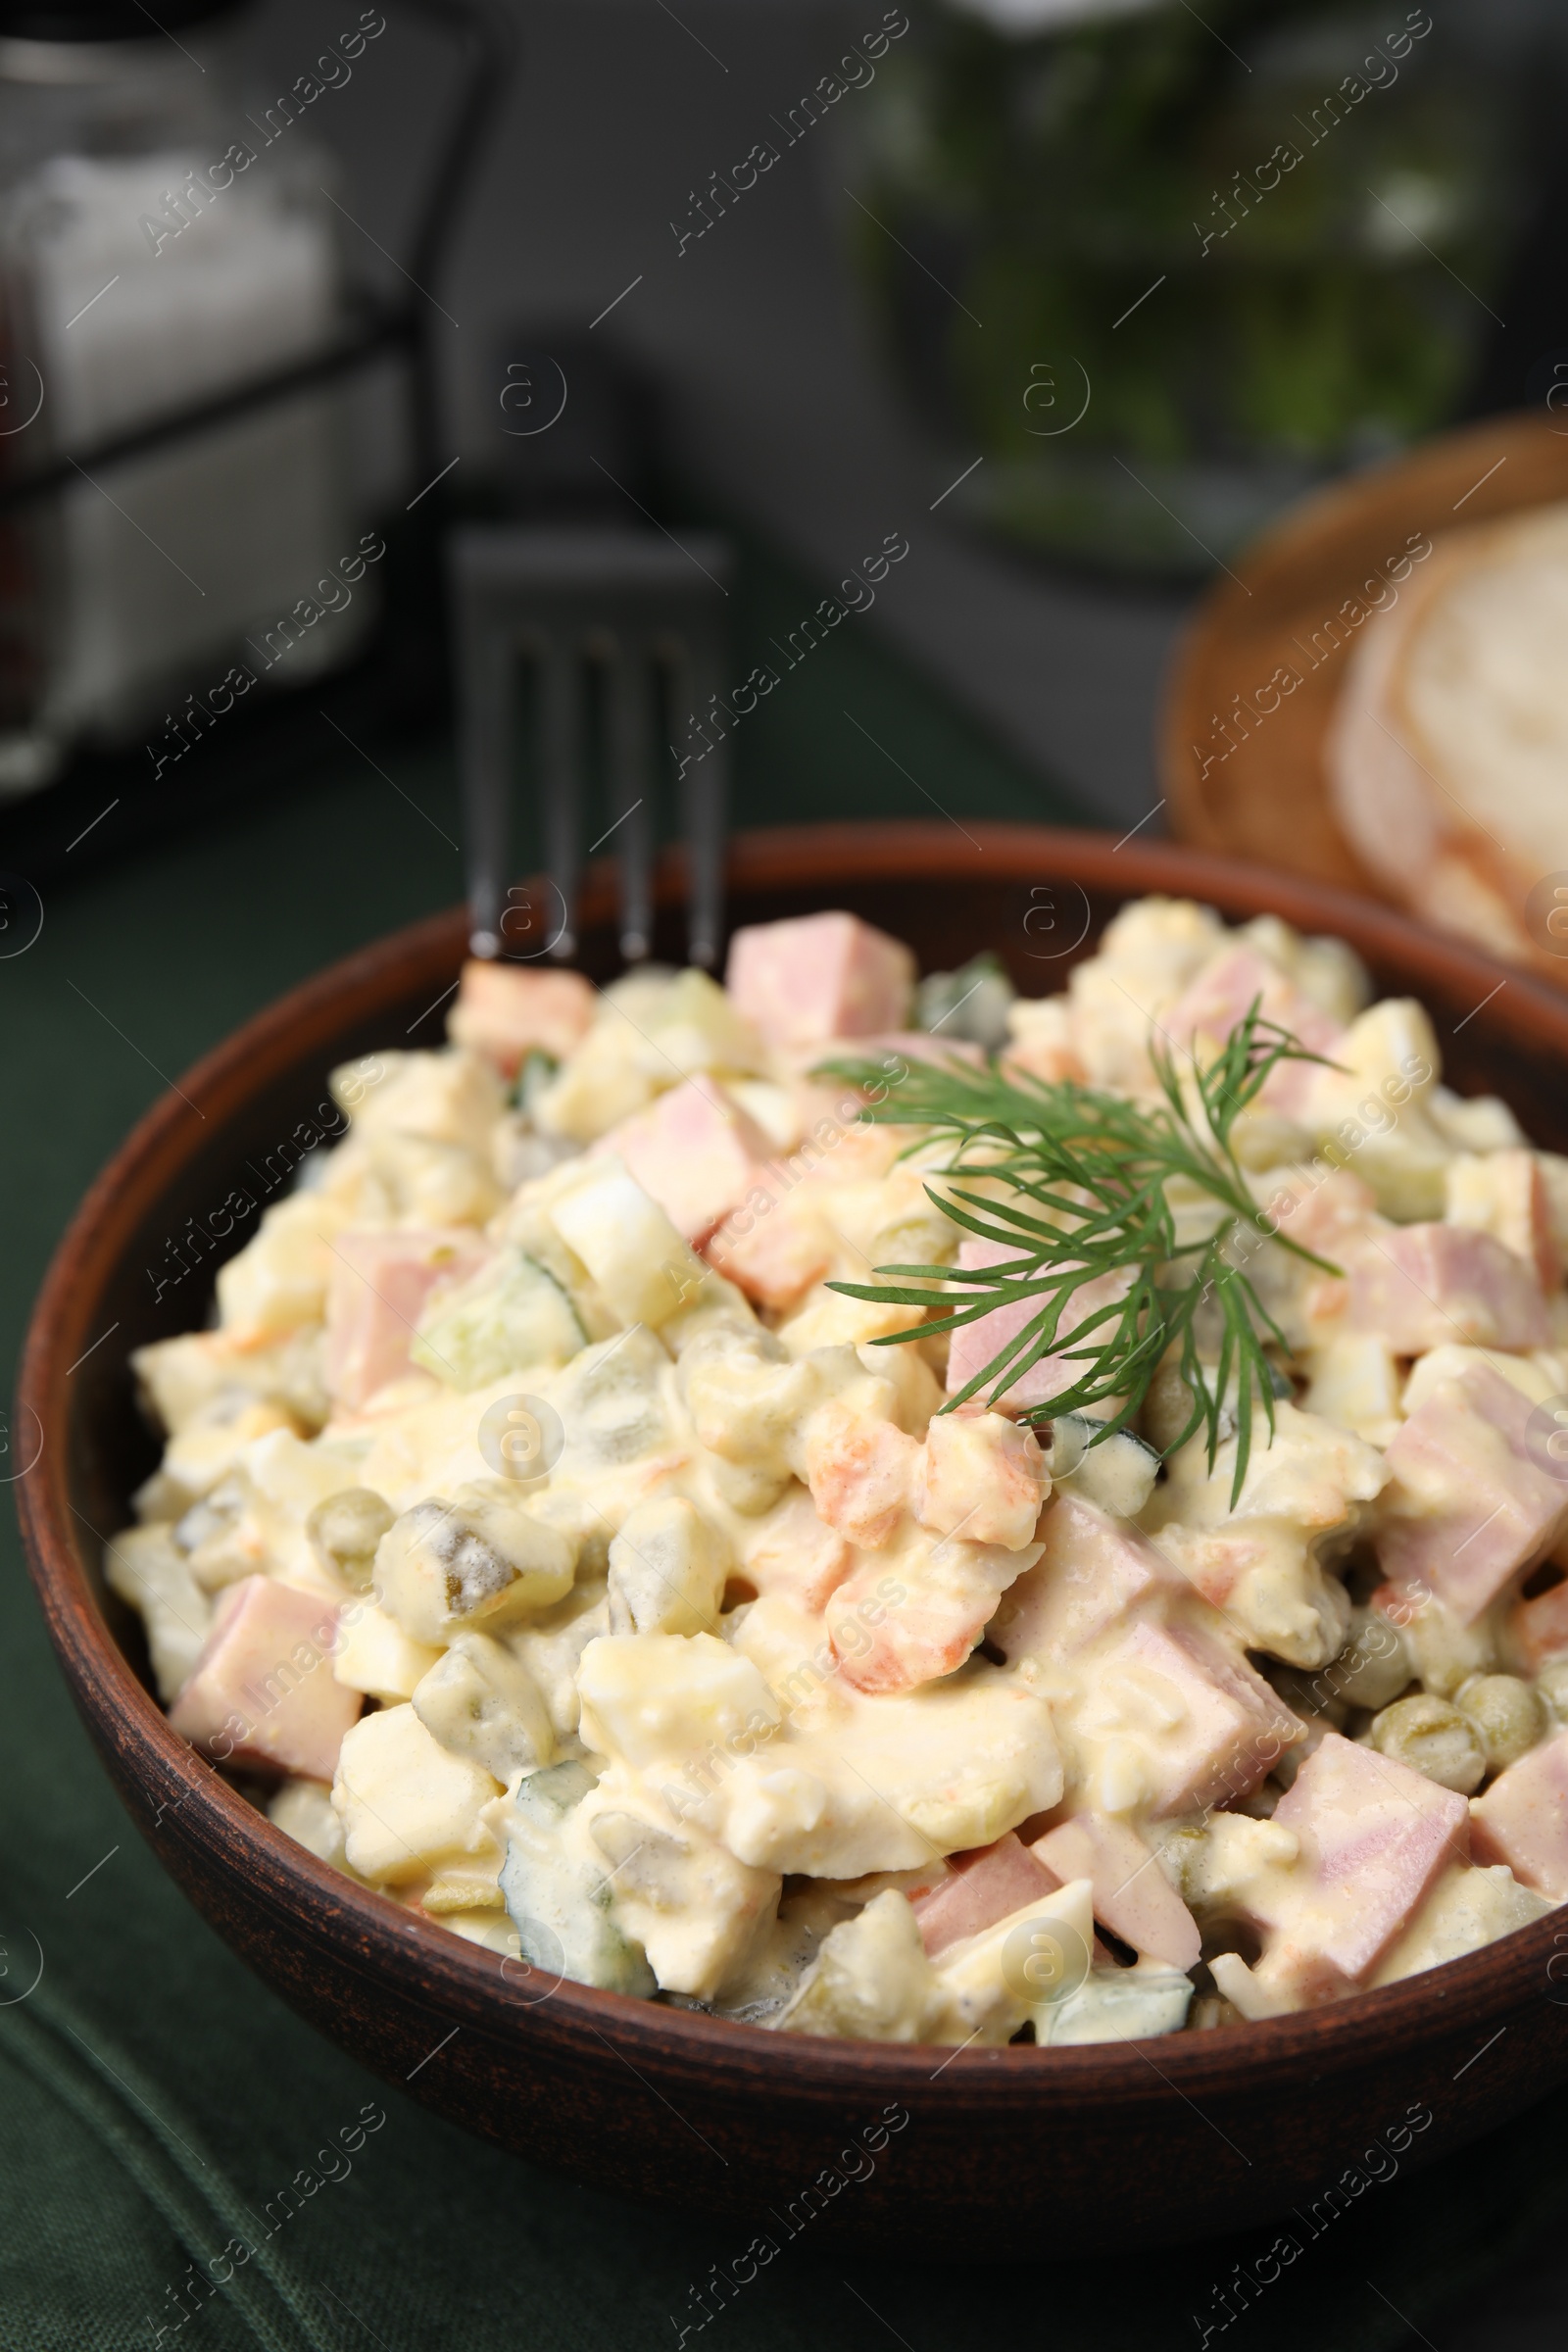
[818,999,1341,1504]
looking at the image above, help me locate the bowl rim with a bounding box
[18,817,1568,2101]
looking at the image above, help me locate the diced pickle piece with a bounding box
[373,1485,575,1646]
[1038,1966,1193,2047]
[307,1489,395,1590]
[413,1632,557,1779]
[776,1890,946,2041]
[410,1248,584,1390]
[497,1764,656,1996]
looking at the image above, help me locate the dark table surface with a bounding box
[3,575,1563,2352]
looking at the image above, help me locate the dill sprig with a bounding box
[820,1002,1341,1503]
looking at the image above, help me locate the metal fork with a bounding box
[448,525,733,967]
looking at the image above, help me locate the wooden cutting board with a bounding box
[1161,411,1568,899]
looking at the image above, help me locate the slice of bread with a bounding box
[1328,500,1568,970]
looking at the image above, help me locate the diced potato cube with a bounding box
[103,1523,213,1701]
[332,1600,442,1702]
[216,1191,354,1341]
[1372,1860,1550,1984]
[608,1497,728,1638]
[334,1048,503,1156]
[550,1161,710,1328]
[576,1633,780,1769]
[332,1704,501,1883]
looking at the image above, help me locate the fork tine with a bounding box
[450,525,731,975]
[451,558,511,958]
[680,632,728,970]
[607,637,653,961]
[538,635,581,959]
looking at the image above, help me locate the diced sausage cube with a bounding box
[911,1832,1061,1958]
[1347,1223,1549,1352]
[945,1237,1132,1411]
[915,1410,1048,1552]
[1266,1731,1470,1982]
[1265,1167,1380,1261]
[1445,1150,1560,1295]
[1102,1620,1299,1817]
[324,1228,487,1408]
[724,911,915,1051]
[1510,1578,1568,1672]
[447,959,595,1074]
[1163,942,1344,1119]
[1470,1730,1568,1898]
[704,1190,833,1310]
[1377,1362,1568,1622]
[170,1576,360,1780]
[990,1494,1185,1662]
[601,1077,774,1244]
[1031,1811,1200,1971]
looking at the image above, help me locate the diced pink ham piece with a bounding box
[1031,1811,1200,1970]
[447,959,595,1074]
[324,1228,487,1408]
[1264,1167,1380,1259]
[1163,943,1344,1119]
[1471,1730,1568,1898]
[911,1832,1062,1958]
[1104,1620,1300,1816]
[945,1236,1133,1411]
[800,1030,983,1077]
[601,1077,774,1244]
[1509,1578,1568,1672]
[703,1192,832,1310]
[170,1576,360,1780]
[1347,1224,1549,1352]
[724,911,915,1051]
[990,1494,1186,1662]
[1377,1362,1568,1622]
[1261,1731,1469,1983]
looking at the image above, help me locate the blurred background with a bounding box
[3,0,1565,888]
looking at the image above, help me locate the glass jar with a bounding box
[847,0,1555,576]
[0,0,370,793]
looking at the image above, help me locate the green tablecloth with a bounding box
[0,560,1558,2351]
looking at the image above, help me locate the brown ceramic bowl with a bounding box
[19,821,1568,2256]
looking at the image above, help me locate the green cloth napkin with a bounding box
[1,549,1560,2351]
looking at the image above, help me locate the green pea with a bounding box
[1326,1609,1412,1712]
[1456,1674,1545,1771]
[307,1488,395,1588]
[1534,1657,1568,1723]
[1370,1693,1486,1794]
